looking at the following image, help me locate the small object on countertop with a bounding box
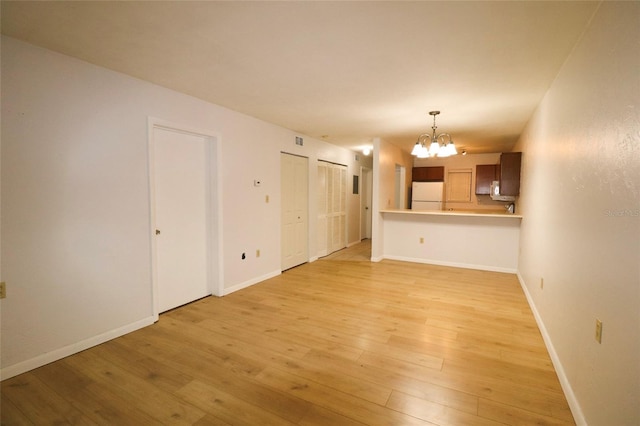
[506,203,515,214]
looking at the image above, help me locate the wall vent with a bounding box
[295,136,304,146]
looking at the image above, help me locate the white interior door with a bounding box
[317,162,328,257]
[329,165,347,253]
[361,167,373,239]
[281,153,308,270]
[153,128,210,312]
[318,161,347,256]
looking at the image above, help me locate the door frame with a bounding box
[148,117,223,320]
[360,166,373,240]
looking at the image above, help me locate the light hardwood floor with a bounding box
[1,242,574,425]
[322,239,372,262]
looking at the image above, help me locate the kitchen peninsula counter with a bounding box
[380,209,523,219]
[378,209,522,273]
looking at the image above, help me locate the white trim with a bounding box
[382,255,517,274]
[0,316,155,381]
[213,134,225,297]
[308,256,319,263]
[223,270,282,296]
[516,273,586,426]
[147,117,224,319]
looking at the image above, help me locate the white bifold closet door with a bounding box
[317,161,347,257]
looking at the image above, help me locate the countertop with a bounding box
[380,209,523,219]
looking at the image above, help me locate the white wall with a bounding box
[0,36,370,378]
[513,3,640,424]
[382,212,521,272]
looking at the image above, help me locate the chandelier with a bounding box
[411,111,457,158]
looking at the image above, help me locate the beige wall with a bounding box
[377,139,413,211]
[513,2,640,424]
[371,137,413,260]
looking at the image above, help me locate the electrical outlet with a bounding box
[540,278,544,289]
[265,195,269,203]
[595,319,603,344]
[0,282,5,299]
[256,249,260,258]
[419,237,424,244]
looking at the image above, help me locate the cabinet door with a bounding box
[499,152,522,196]
[475,164,497,195]
[412,166,444,182]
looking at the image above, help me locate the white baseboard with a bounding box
[0,316,156,381]
[516,272,586,426]
[382,255,517,274]
[223,269,281,296]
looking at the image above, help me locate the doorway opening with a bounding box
[360,167,373,241]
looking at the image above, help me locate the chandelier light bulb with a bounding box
[417,145,429,158]
[411,141,422,156]
[429,140,440,156]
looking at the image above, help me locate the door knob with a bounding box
[155,229,161,235]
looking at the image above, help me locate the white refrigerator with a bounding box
[411,182,444,211]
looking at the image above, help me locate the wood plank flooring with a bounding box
[1,243,574,425]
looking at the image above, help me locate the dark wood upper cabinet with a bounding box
[499,152,522,196]
[412,166,444,182]
[475,164,498,195]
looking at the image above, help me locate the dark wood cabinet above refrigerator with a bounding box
[412,166,444,182]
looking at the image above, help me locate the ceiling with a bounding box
[1,1,600,155]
